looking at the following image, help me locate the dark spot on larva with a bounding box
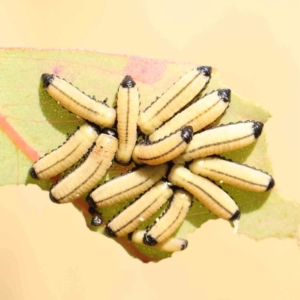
[253,122,264,138]
[229,210,241,221]
[218,89,231,103]
[181,240,188,250]
[102,128,118,138]
[121,75,136,88]
[267,177,275,191]
[143,234,157,246]
[41,73,54,88]
[181,126,194,143]
[197,66,212,77]
[86,194,96,208]
[49,192,59,204]
[91,215,102,226]
[29,167,38,179]
[105,225,117,237]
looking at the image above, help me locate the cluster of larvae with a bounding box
[29,66,275,253]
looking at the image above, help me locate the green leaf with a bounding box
[0,49,299,262]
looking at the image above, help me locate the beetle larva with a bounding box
[115,75,140,165]
[105,181,173,237]
[42,74,116,127]
[132,126,193,165]
[137,66,211,135]
[168,165,240,221]
[149,89,230,142]
[86,164,169,208]
[29,122,100,180]
[189,156,275,192]
[49,128,118,204]
[174,121,263,163]
[129,230,188,252]
[143,189,192,245]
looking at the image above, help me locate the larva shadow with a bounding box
[38,80,81,135]
[222,184,271,214]
[25,173,52,191]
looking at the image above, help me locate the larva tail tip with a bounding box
[121,75,136,88]
[229,210,241,221]
[102,128,118,138]
[181,239,188,251]
[114,156,132,166]
[49,192,59,204]
[253,121,264,138]
[218,89,231,102]
[197,66,212,76]
[105,225,117,237]
[91,215,102,227]
[143,234,158,246]
[41,73,53,88]
[266,177,275,191]
[181,126,194,143]
[29,167,38,179]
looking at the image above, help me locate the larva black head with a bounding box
[181,239,188,251]
[181,126,194,144]
[88,206,98,216]
[229,210,241,221]
[49,192,59,204]
[86,121,102,135]
[266,177,275,191]
[218,89,231,103]
[91,215,102,227]
[101,128,118,138]
[252,121,264,138]
[105,225,117,237]
[197,66,212,77]
[143,234,158,246]
[41,73,54,88]
[29,167,38,179]
[127,232,134,241]
[86,194,96,208]
[121,75,136,88]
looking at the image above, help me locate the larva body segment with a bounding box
[129,230,188,252]
[29,122,100,180]
[189,156,275,192]
[132,126,193,165]
[149,89,230,142]
[105,181,173,237]
[137,66,211,135]
[174,121,263,163]
[87,164,169,208]
[42,74,116,127]
[144,189,192,245]
[168,165,240,221]
[49,129,118,204]
[115,75,140,165]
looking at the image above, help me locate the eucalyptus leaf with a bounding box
[0,49,299,262]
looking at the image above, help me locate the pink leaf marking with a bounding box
[0,114,39,162]
[124,56,167,85]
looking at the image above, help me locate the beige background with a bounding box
[1,0,300,299]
